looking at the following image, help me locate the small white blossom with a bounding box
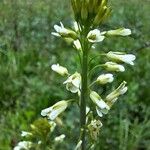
[106,28,131,36]
[14,141,32,150]
[54,134,66,142]
[51,64,68,76]
[75,140,82,150]
[87,29,105,43]
[104,62,125,72]
[21,131,32,137]
[88,120,102,140]
[73,40,82,50]
[106,51,136,65]
[51,22,77,39]
[41,100,68,120]
[63,72,81,93]
[106,81,128,106]
[97,73,114,84]
[90,91,110,117]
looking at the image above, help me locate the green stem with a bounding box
[80,28,89,150]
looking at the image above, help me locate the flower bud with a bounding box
[97,73,114,84]
[81,1,88,21]
[103,62,125,72]
[51,64,69,76]
[41,100,68,120]
[106,51,136,65]
[106,28,131,36]
[63,72,81,93]
[87,29,105,43]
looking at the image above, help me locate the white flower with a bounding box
[41,100,68,120]
[104,62,125,72]
[97,73,114,84]
[106,28,131,36]
[74,140,82,150]
[88,120,102,140]
[90,91,110,117]
[106,51,136,65]
[106,81,128,106]
[63,72,81,93]
[54,134,66,142]
[51,22,77,39]
[14,141,32,150]
[51,64,68,76]
[21,131,32,137]
[73,40,82,50]
[87,29,105,43]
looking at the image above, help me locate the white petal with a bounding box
[41,107,52,116]
[96,107,103,117]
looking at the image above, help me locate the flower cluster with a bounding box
[13,119,66,150]
[71,0,111,26]
[39,0,136,148]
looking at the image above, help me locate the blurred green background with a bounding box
[0,0,150,149]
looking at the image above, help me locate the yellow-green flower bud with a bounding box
[106,28,131,36]
[96,73,114,84]
[81,0,88,21]
[103,62,125,72]
[51,64,69,76]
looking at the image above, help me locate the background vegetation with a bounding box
[0,0,149,149]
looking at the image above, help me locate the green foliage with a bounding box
[0,0,150,149]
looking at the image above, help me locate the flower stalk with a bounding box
[80,27,90,150]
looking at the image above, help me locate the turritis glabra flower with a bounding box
[41,100,68,120]
[87,29,105,43]
[54,134,66,142]
[21,131,32,137]
[90,91,110,117]
[51,64,69,76]
[106,51,136,65]
[14,141,32,150]
[103,62,125,72]
[97,73,114,84]
[106,28,131,36]
[63,72,81,93]
[106,81,128,107]
[51,22,77,40]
